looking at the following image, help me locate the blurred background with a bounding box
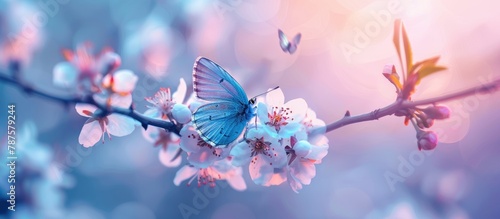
[1,0,500,218]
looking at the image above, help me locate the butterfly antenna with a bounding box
[252,86,280,99]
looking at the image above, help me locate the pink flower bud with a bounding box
[417,131,438,150]
[172,103,192,124]
[422,105,450,120]
[421,118,434,128]
[99,51,121,74]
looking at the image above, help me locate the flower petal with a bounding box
[142,126,159,143]
[107,114,137,137]
[173,78,187,104]
[284,98,308,122]
[290,159,316,185]
[289,176,303,193]
[278,122,302,138]
[257,102,270,124]
[263,169,287,186]
[187,147,220,168]
[112,69,138,93]
[78,119,103,147]
[306,136,329,163]
[113,94,133,108]
[249,155,274,186]
[230,142,253,166]
[159,144,182,167]
[266,87,284,106]
[174,165,198,186]
[226,168,247,191]
[179,125,201,153]
[75,104,97,117]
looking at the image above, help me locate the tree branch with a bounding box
[323,78,500,133]
[0,72,180,135]
[2,69,499,137]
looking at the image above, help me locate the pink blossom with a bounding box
[230,126,287,186]
[76,101,138,147]
[53,62,78,88]
[257,88,308,138]
[144,78,187,120]
[142,126,181,167]
[0,1,42,65]
[94,70,138,108]
[285,134,329,193]
[53,43,119,91]
[301,108,326,134]
[101,69,138,95]
[174,158,246,191]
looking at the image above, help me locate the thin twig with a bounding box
[322,78,500,133]
[0,73,180,135]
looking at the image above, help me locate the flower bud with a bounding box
[417,131,438,150]
[425,118,434,128]
[172,103,192,124]
[99,51,121,74]
[188,100,203,113]
[417,118,434,129]
[111,70,138,94]
[422,105,450,120]
[53,62,77,87]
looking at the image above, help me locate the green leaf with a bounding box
[417,65,447,83]
[393,19,405,81]
[410,56,441,74]
[401,23,413,78]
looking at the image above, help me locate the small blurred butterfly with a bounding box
[278,29,301,54]
[192,57,277,147]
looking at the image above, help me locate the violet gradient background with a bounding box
[1,0,500,218]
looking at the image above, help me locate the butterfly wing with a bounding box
[278,29,290,52]
[292,33,301,45]
[193,57,248,103]
[287,33,301,54]
[288,44,298,54]
[192,57,252,146]
[193,101,249,146]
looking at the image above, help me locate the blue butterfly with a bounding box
[278,29,301,54]
[192,57,258,147]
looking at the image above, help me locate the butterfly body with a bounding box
[278,29,301,54]
[192,57,256,147]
